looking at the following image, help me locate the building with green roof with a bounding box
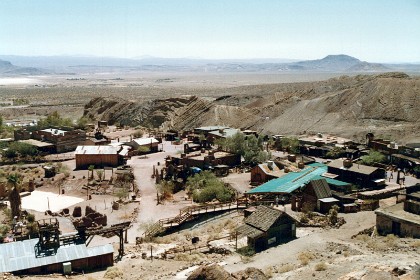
[246,163,350,195]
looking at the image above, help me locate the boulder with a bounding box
[72,206,82,217]
[81,216,93,227]
[187,264,235,280]
[85,205,95,216]
[232,267,268,280]
[94,214,107,226]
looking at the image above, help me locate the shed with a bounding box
[126,137,159,153]
[75,146,121,169]
[0,238,113,274]
[236,205,297,252]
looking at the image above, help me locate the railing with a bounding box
[144,201,246,237]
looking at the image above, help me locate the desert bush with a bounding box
[157,180,175,200]
[237,246,255,257]
[297,251,315,266]
[174,252,205,262]
[104,267,123,279]
[314,262,327,271]
[277,263,294,273]
[411,240,420,248]
[26,213,35,223]
[327,205,340,225]
[0,224,11,243]
[133,129,144,138]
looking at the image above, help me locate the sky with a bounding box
[0,0,419,62]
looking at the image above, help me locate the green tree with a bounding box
[360,150,386,166]
[88,165,95,180]
[75,116,90,130]
[186,171,235,203]
[215,133,269,165]
[280,137,300,154]
[326,147,345,159]
[156,180,175,200]
[7,173,22,218]
[37,111,73,129]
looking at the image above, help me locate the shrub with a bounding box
[187,171,235,203]
[104,267,123,279]
[314,262,327,271]
[297,251,315,266]
[133,130,144,138]
[277,264,294,273]
[26,213,35,223]
[360,150,386,166]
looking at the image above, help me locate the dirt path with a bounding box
[126,140,193,243]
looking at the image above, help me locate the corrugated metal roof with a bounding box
[194,126,229,132]
[318,197,339,203]
[208,128,240,138]
[0,238,113,273]
[132,137,159,146]
[247,163,327,194]
[75,145,119,155]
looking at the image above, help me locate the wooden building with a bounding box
[375,192,420,238]
[14,128,86,153]
[250,161,283,186]
[75,146,121,169]
[0,238,113,275]
[327,159,385,188]
[126,137,159,153]
[299,179,339,213]
[237,205,297,252]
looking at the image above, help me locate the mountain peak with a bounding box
[322,54,360,62]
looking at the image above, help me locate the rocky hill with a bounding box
[0,58,45,75]
[83,72,420,142]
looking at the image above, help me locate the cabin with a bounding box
[327,159,385,189]
[250,161,283,185]
[75,146,121,169]
[125,137,159,153]
[237,205,297,252]
[299,179,339,213]
[375,191,420,238]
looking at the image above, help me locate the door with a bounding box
[392,221,401,236]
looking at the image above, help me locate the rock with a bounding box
[94,214,107,226]
[82,216,93,227]
[72,206,82,217]
[85,205,95,216]
[232,267,268,280]
[187,264,235,280]
[112,202,119,210]
[63,208,70,215]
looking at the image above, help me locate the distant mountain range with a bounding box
[0,54,419,76]
[0,59,46,75]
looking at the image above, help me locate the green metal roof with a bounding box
[247,163,349,194]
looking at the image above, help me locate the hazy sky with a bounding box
[1,0,419,62]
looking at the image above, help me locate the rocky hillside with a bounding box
[83,96,196,128]
[83,72,420,142]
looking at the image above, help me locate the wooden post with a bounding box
[150,245,153,261]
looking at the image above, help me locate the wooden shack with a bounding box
[300,179,339,213]
[75,146,121,169]
[237,205,297,252]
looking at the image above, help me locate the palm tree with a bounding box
[7,173,21,218]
